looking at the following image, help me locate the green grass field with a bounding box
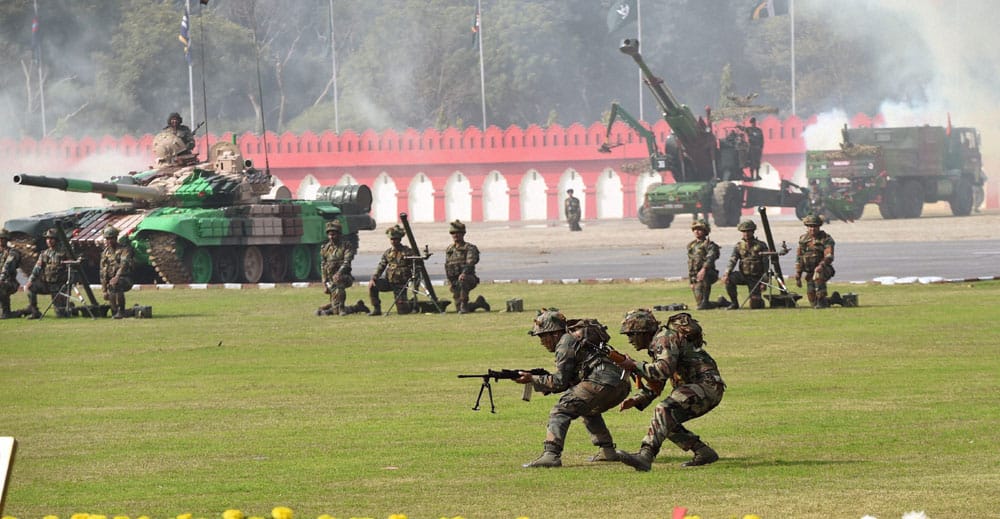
[2,280,999,519]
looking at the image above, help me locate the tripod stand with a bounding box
[43,260,98,319]
[384,247,449,315]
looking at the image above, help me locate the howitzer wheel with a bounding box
[712,182,742,227]
[146,231,193,284]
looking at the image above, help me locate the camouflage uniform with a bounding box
[795,214,836,308]
[523,310,631,467]
[99,226,135,319]
[723,220,770,309]
[319,221,357,316]
[564,189,582,231]
[368,225,414,315]
[616,310,725,470]
[444,220,487,313]
[745,118,764,179]
[0,230,23,318]
[164,112,195,152]
[686,220,720,309]
[26,229,71,318]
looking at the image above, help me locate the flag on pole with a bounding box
[471,6,481,49]
[607,0,637,34]
[179,5,191,64]
[31,14,41,63]
[751,0,789,20]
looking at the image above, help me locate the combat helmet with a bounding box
[43,228,59,239]
[802,214,823,227]
[102,225,119,239]
[325,220,343,233]
[737,220,757,232]
[449,220,466,234]
[386,225,405,239]
[620,308,660,335]
[0,229,11,240]
[691,219,711,233]
[529,308,567,336]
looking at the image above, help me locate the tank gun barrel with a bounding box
[13,174,166,201]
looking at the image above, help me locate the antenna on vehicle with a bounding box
[196,1,210,150]
[249,0,271,175]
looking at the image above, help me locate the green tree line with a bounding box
[1,0,935,140]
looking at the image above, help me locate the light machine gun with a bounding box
[457,368,550,413]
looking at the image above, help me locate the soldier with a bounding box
[564,189,582,231]
[99,225,135,319]
[721,220,770,310]
[0,229,23,319]
[163,112,196,154]
[515,309,631,468]
[25,228,71,319]
[317,220,367,316]
[744,117,764,180]
[444,220,489,314]
[795,214,836,308]
[368,225,415,316]
[613,309,725,471]
[687,219,720,310]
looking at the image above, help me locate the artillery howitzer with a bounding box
[6,134,376,284]
[598,39,808,229]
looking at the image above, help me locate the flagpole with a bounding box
[477,0,487,130]
[329,0,339,133]
[789,0,796,116]
[637,0,643,121]
[34,0,46,137]
[186,0,195,124]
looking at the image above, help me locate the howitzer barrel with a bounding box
[13,174,166,201]
[618,39,701,142]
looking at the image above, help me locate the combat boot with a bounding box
[806,291,817,308]
[588,445,619,462]
[0,301,12,319]
[522,451,562,468]
[27,305,42,320]
[616,446,656,472]
[368,302,382,316]
[725,286,740,310]
[749,297,765,309]
[681,443,719,467]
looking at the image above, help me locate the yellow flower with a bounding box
[114,515,130,519]
[388,515,407,519]
[71,514,90,519]
[2,515,18,519]
[316,515,336,519]
[91,515,108,519]
[43,515,60,519]
[138,516,151,519]
[271,509,293,519]
[684,516,701,519]
[743,515,762,519]
[178,514,193,519]
[223,510,245,519]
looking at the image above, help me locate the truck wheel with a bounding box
[900,180,924,218]
[949,178,974,216]
[878,180,901,219]
[712,182,742,227]
[639,206,673,229]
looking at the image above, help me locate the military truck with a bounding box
[6,133,375,284]
[598,39,807,229]
[805,124,983,221]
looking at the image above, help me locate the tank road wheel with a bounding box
[900,180,924,218]
[185,247,214,284]
[878,180,902,219]
[289,244,313,281]
[263,246,289,283]
[147,231,193,284]
[949,178,974,216]
[712,182,742,227]
[212,247,241,283]
[241,246,264,283]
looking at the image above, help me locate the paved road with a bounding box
[352,239,1000,283]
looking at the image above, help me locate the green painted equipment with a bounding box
[598,39,807,229]
[7,136,375,284]
[805,124,984,221]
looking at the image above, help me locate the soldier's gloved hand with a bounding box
[514,371,533,384]
[619,397,639,412]
[616,354,637,373]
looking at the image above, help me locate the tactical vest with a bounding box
[797,232,830,270]
[687,239,719,275]
[321,240,354,277]
[445,242,478,279]
[381,247,413,285]
[735,239,768,277]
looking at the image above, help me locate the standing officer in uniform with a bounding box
[25,228,71,319]
[795,214,836,308]
[444,220,489,314]
[515,309,631,468]
[613,309,725,471]
[0,229,23,319]
[317,220,367,316]
[721,220,770,310]
[99,225,135,319]
[686,219,720,310]
[368,225,414,316]
[564,189,582,231]
[744,117,764,180]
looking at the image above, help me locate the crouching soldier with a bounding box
[0,229,23,319]
[25,228,70,319]
[368,225,414,316]
[317,220,368,316]
[99,225,135,319]
[445,220,489,313]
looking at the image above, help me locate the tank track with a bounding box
[147,231,192,284]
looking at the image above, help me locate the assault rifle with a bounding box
[587,341,666,395]
[457,368,550,413]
